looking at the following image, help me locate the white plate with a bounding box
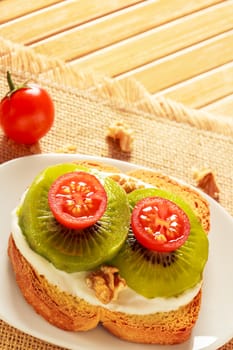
[0,154,233,350]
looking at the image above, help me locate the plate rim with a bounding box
[0,153,233,350]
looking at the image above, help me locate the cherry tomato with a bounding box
[0,72,54,144]
[48,171,107,229]
[131,196,190,252]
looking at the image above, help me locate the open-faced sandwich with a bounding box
[8,160,209,345]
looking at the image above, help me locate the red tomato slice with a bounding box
[131,197,190,252]
[48,171,107,229]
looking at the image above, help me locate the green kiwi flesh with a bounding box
[110,188,209,298]
[18,163,130,272]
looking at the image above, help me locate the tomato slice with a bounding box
[48,171,107,229]
[131,197,190,252]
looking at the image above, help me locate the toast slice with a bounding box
[8,161,209,344]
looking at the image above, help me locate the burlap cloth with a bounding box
[0,36,232,349]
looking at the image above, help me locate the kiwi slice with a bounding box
[18,163,130,272]
[110,188,209,298]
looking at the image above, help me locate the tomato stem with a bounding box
[7,71,16,92]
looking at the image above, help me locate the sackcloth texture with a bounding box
[0,36,232,350]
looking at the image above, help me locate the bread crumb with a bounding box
[55,144,78,153]
[193,167,220,201]
[107,121,134,152]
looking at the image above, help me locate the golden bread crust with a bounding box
[74,160,121,174]
[8,160,208,344]
[8,235,202,344]
[8,235,101,332]
[102,289,201,344]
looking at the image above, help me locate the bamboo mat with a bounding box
[1,0,233,118]
[0,36,232,350]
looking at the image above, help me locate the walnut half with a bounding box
[109,174,145,193]
[107,121,134,152]
[86,266,126,304]
[193,167,220,201]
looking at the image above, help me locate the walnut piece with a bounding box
[86,266,126,304]
[193,167,220,201]
[107,121,134,152]
[109,174,145,193]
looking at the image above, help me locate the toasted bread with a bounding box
[8,161,209,344]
